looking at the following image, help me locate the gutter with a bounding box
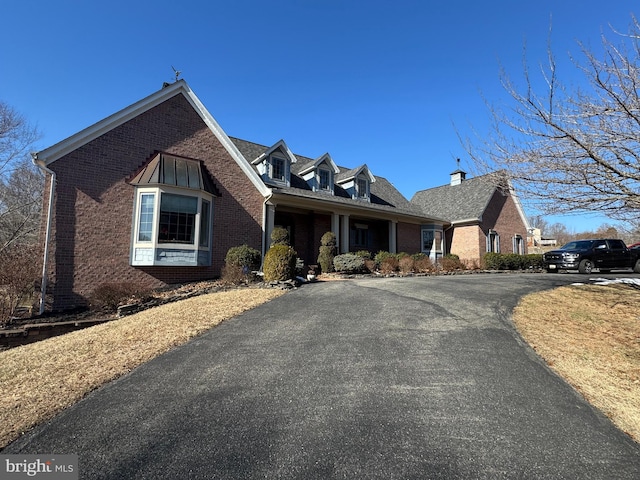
[32,153,55,315]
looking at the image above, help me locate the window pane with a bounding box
[199,200,210,247]
[319,169,330,190]
[138,193,155,242]
[159,193,198,244]
[271,157,285,181]
[357,178,367,197]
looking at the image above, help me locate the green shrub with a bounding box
[271,227,290,246]
[317,231,337,273]
[483,252,543,270]
[354,250,372,259]
[225,244,261,271]
[522,254,544,269]
[503,253,521,270]
[263,244,297,281]
[483,252,505,270]
[320,231,337,247]
[333,253,366,273]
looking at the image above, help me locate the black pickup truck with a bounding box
[543,239,640,274]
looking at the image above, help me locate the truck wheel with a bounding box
[578,259,593,274]
[634,259,640,274]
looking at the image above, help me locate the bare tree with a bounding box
[0,158,44,251]
[465,16,640,224]
[0,101,42,253]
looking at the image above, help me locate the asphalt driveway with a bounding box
[4,273,640,479]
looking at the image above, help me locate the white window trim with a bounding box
[266,153,290,186]
[317,166,333,193]
[131,185,213,266]
[355,175,369,200]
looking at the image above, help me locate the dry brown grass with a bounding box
[513,283,640,441]
[0,288,285,448]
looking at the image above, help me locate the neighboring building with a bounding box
[32,80,527,311]
[411,169,529,265]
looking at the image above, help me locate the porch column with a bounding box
[263,203,276,258]
[389,220,397,254]
[331,213,340,250]
[340,214,350,254]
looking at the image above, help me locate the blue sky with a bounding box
[2,1,637,232]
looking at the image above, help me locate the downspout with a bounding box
[32,153,55,315]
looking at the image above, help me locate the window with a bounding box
[138,193,155,242]
[132,188,213,267]
[129,153,217,267]
[159,194,197,243]
[318,168,331,191]
[353,223,369,248]
[270,155,286,182]
[513,234,524,255]
[199,200,210,248]
[487,230,500,253]
[422,227,443,260]
[356,177,368,199]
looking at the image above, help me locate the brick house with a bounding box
[411,169,530,266]
[33,80,527,311]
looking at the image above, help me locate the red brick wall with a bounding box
[447,190,528,266]
[482,190,528,255]
[397,222,421,254]
[41,94,265,310]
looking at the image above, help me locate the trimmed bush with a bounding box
[412,253,435,273]
[483,252,544,270]
[354,250,372,259]
[380,256,399,274]
[263,244,297,281]
[440,253,465,271]
[317,231,337,274]
[333,253,365,273]
[271,227,290,246]
[225,244,261,271]
[398,255,415,274]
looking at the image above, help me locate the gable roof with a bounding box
[298,153,340,175]
[335,164,376,184]
[32,80,270,196]
[250,139,298,166]
[411,172,504,224]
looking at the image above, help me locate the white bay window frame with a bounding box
[131,186,213,266]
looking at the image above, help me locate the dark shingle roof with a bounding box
[230,137,429,219]
[411,173,502,223]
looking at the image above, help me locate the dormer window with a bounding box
[356,176,369,199]
[318,168,332,191]
[299,153,339,194]
[251,140,297,187]
[335,164,375,202]
[270,154,286,182]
